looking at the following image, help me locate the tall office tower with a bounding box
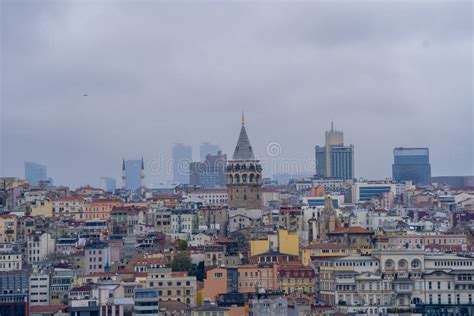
[392,147,431,185]
[123,159,143,191]
[200,142,220,161]
[226,114,262,209]
[24,162,48,186]
[314,123,354,180]
[100,177,117,192]
[189,151,227,188]
[172,144,192,184]
[315,146,326,176]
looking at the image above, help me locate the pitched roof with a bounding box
[303,242,346,250]
[330,226,372,234]
[30,305,68,313]
[232,123,255,160]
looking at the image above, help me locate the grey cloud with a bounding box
[1,0,472,187]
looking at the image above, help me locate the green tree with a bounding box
[188,261,205,281]
[177,239,188,251]
[170,252,192,272]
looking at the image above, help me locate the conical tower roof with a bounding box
[232,114,255,160]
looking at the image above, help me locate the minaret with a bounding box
[226,113,262,209]
[121,158,126,190]
[140,157,145,193]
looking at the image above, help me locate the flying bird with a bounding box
[82,94,88,97]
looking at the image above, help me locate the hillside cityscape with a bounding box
[1,117,474,316]
[1,1,472,316]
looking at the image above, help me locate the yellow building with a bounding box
[249,229,299,257]
[301,242,348,266]
[189,307,229,316]
[278,229,299,256]
[0,214,17,243]
[31,199,53,217]
[277,262,316,294]
[196,288,204,306]
[250,239,270,256]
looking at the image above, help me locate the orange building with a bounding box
[203,267,227,301]
[238,264,278,293]
[83,199,123,220]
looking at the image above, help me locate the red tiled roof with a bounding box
[148,194,179,200]
[52,195,85,202]
[129,257,168,265]
[91,199,123,204]
[30,305,68,313]
[303,242,346,250]
[330,226,372,234]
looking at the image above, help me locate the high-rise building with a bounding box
[200,142,220,161]
[122,158,145,191]
[226,114,262,209]
[134,289,159,316]
[392,147,431,185]
[99,177,116,192]
[24,162,47,186]
[314,123,354,180]
[189,151,227,188]
[172,144,192,184]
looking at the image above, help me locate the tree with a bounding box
[170,252,192,272]
[188,261,205,281]
[177,239,188,251]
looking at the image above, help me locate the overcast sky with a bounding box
[1,0,473,188]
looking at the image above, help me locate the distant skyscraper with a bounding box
[392,147,431,185]
[122,158,145,191]
[172,144,192,184]
[25,162,47,186]
[190,151,227,188]
[314,123,354,180]
[100,177,117,192]
[200,142,220,161]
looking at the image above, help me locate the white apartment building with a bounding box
[29,273,50,306]
[84,241,111,275]
[27,231,55,264]
[187,189,228,206]
[0,252,22,271]
[318,250,474,316]
[170,211,198,238]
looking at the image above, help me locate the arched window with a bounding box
[398,259,408,270]
[411,259,421,269]
[385,259,395,270]
[235,174,240,183]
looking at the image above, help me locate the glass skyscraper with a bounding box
[125,160,142,191]
[392,147,431,185]
[172,143,192,184]
[25,162,47,186]
[189,151,227,188]
[200,142,220,161]
[100,177,117,192]
[314,123,354,180]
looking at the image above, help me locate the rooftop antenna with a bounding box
[241,111,245,125]
[331,121,334,132]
